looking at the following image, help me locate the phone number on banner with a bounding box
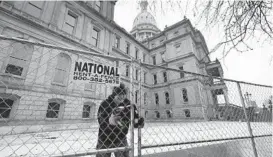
[73,76,120,84]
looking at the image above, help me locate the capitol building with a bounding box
[0,0,227,126]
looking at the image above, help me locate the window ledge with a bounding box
[112,47,123,53]
[51,82,67,87]
[84,89,95,92]
[0,73,25,80]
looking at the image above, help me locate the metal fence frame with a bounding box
[0,35,272,157]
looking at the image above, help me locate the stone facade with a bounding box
[0,1,225,126]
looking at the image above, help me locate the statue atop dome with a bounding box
[140,0,148,12]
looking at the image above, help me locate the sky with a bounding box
[114,0,273,88]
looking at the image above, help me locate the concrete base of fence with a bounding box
[141,137,271,157]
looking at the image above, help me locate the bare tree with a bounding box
[197,1,273,58]
[142,0,273,59]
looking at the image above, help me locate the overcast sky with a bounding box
[114,0,273,88]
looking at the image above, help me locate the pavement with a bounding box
[0,121,272,157]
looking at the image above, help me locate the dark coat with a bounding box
[97,96,143,146]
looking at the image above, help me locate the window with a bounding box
[151,43,155,48]
[144,92,147,105]
[160,39,164,43]
[115,36,120,48]
[155,111,160,118]
[166,110,172,118]
[155,93,159,105]
[84,83,101,98]
[184,109,191,117]
[135,69,139,80]
[135,48,139,59]
[163,71,167,82]
[174,31,179,35]
[5,43,32,76]
[46,99,65,119]
[152,56,156,65]
[135,90,138,104]
[144,72,147,83]
[143,54,146,62]
[161,52,165,62]
[46,102,60,118]
[153,74,157,85]
[63,11,77,34]
[26,1,44,18]
[145,111,148,118]
[0,98,14,118]
[84,83,96,91]
[126,42,130,54]
[82,104,91,118]
[125,65,130,77]
[182,88,188,102]
[95,1,102,12]
[82,102,95,119]
[91,28,100,47]
[165,92,170,104]
[179,66,184,78]
[115,61,119,68]
[53,53,71,85]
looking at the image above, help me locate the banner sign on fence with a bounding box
[73,60,120,85]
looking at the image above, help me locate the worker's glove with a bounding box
[109,106,124,126]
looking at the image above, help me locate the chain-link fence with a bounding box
[137,64,272,157]
[0,36,272,157]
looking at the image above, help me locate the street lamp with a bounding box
[244,92,252,101]
[244,92,252,108]
[244,92,255,121]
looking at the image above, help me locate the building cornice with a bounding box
[143,18,189,42]
[0,6,100,53]
[149,32,192,52]
[112,47,131,59]
[150,76,203,89]
[76,1,150,51]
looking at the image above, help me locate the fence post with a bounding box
[236,82,258,157]
[138,59,142,157]
[130,59,135,157]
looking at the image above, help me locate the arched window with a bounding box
[0,94,20,119]
[46,98,66,119]
[53,53,71,85]
[166,110,172,118]
[145,111,148,118]
[82,102,96,119]
[184,109,191,117]
[155,111,160,118]
[5,43,33,76]
[182,88,188,102]
[0,98,14,118]
[165,92,170,104]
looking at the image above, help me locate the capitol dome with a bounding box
[130,0,160,42]
[133,11,157,29]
